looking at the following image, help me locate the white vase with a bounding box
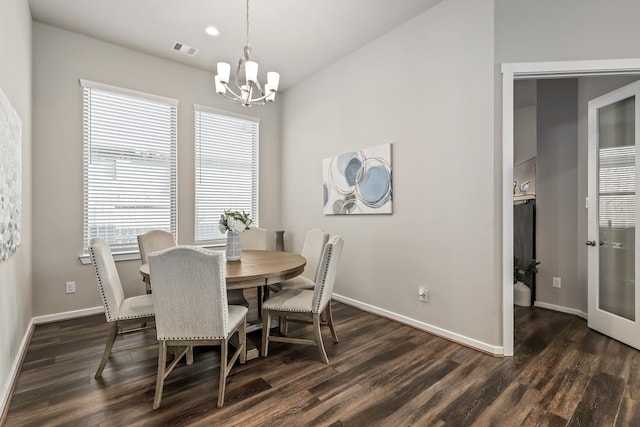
[226,231,242,261]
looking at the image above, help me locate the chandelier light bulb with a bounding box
[214,75,226,94]
[267,72,280,92]
[245,61,258,84]
[216,62,230,84]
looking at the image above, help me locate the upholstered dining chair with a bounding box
[228,226,271,307]
[269,228,329,292]
[89,238,156,378]
[148,246,247,409]
[137,229,176,293]
[241,226,270,250]
[261,235,344,364]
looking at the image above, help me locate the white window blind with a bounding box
[82,80,177,254]
[194,106,259,243]
[599,145,635,229]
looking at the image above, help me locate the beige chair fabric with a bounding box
[261,235,344,364]
[241,226,270,250]
[137,230,176,293]
[228,226,271,307]
[148,246,247,409]
[89,237,155,378]
[270,228,329,292]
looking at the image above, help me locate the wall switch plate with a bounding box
[65,281,76,294]
[552,277,561,288]
[418,286,428,302]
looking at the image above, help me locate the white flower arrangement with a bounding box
[219,210,252,235]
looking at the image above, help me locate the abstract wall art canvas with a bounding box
[0,88,22,262]
[323,143,392,215]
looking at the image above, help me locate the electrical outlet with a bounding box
[65,281,76,294]
[553,277,561,289]
[418,286,428,302]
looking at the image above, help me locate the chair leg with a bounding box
[239,318,247,364]
[325,302,339,343]
[313,313,329,364]
[282,316,289,336]
[218,340,228,408]
[186,345,194,365]
[153,341,168,410]
[95,321,118,378]
[261,309,271,357]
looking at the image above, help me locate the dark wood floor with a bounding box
[4,302,640,426]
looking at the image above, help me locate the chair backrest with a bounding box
[241,227,269,250]
[89,237,125,322]
[137,230,176,265]
[300,229,330,281]
[149,246,231,340]
[312,235,344,314]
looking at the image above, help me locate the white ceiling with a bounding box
[29,0,442,91]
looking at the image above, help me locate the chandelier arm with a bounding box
[221,84,244,101]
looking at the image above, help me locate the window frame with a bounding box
[80,79,178,263]
[193,104,259,246]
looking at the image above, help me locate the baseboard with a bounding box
[332,294,504,356]
[32,306,104,325]
[533,301,588,319]
[0,318,35,424]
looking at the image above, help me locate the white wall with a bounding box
[281,0,498,347]
[31,23,282,316]
[0,0,32,415]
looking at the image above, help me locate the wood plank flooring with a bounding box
[4,303,640,426]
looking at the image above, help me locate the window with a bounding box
[82,80,177,255]
[194,105,259,243]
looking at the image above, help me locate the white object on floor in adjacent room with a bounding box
[514,281,531,307]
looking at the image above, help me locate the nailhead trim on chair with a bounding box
[89,245,114,322]
[313,243,333,313]
[159,336,227,340]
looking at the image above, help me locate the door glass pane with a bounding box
[598,96,635,321]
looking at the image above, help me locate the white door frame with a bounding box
[501,58,640,356]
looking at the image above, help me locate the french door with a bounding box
[587,79,640,348]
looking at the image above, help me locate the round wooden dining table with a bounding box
[139,249,306,291]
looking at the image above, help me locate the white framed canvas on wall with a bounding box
[323,143,392,215]
[0,88,22,262]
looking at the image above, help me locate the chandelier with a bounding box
[214,0,280,107]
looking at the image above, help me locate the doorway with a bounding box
[501,59,640,356]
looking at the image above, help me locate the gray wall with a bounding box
[512,76,640,316]
[495,0,640,327]
[0,0,32,412]
[535,79,579,309]
[281,0,499,347]
[514,104,536,166]
[31,23,283,316]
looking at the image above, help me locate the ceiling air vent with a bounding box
[171,42,199,57]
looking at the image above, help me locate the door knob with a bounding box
[586,240,596,246]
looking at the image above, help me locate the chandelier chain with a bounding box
[245,0,250,48]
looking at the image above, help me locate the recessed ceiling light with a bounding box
[205,26,220,36]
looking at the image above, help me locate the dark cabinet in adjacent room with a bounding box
[514,200,536,304]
